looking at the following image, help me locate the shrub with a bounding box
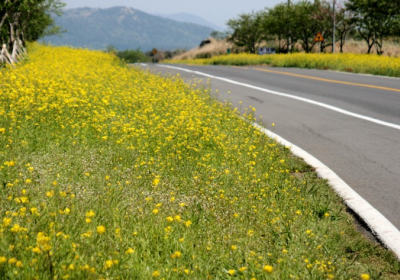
[116,49,150,63]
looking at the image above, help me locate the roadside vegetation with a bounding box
[1,45,400,279]
[225,0,400,55]
[115,48,151,64]
[169,52,400,78]
[104,45,187,64]
[168,0,400,78]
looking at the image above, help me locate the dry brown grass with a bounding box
[172,38,234,60]
[339,39,400,56]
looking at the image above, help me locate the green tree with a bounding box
[116,48,150,63]
[291,1,320,53]
[261,3,296,53]
[346,0,400,54]
[227,12,263,54]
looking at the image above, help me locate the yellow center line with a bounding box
[253,67,400,93]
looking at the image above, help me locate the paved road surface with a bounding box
[143,64,400,231]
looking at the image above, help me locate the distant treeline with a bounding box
[226,0,400,54]
[116,49,151,63]
[105,45,186,63]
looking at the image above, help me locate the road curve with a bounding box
[143,63,400,249]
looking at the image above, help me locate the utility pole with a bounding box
[287,0,291,53]
[332,0,336,53]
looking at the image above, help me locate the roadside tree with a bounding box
[227,12,263,54]
[261,3,297,53]
[291,1,320,53]
[335,1,355,53]
[346,0,400,54]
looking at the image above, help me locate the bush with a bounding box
[116,49,150,63]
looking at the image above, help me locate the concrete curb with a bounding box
[253,123,400,259]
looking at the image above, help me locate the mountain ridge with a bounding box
[156,13,224,31]
[42,7,214,51]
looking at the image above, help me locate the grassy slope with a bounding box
[0,45,399,279]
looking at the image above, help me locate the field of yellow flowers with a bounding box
[0,45,399,279]
[170,53,400,78]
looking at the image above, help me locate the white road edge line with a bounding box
[157,64,400,131]
[154,64,400,259]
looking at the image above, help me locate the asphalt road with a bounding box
[143,63,400,231]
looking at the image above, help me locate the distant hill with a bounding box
[42,7,214,51]
[157,13,224,31]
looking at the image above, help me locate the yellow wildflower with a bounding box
[2,217,12,227]
[11,224,27,233]
[81,231,92,238]
[86,210,95,218]
[46,191,54,197]
[185,220,192,227]
[125,248,135,254]
[174,215,181,222]
[97,226,106,234]
[360,274,370,280]
[32,247,41,254]
[104,260,113,269]
[263,265,273,273]
[152,178,160,186]
[171,251,182,259]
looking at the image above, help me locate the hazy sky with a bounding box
[62,0,283,29]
